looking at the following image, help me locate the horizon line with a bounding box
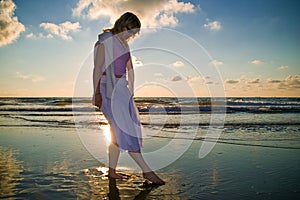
[0,96,299,98]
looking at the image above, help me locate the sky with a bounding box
[0,0,299,97]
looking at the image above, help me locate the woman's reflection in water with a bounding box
[108,177,158,200]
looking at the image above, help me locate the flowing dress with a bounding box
[96,32,142,152]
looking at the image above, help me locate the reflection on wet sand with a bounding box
[79,167,158,199]
[108,177,156,200]
[211,159,219,187]
[0,146,23,198]
[0,151,185,199]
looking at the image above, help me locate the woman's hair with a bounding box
[103,12,141,35]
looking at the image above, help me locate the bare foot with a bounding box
[108,167,129,179]
[108,172,127,179]
[143,171,165,185]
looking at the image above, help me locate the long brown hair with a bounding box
[103,12,141,35]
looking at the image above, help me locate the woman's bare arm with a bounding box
[93,43,105,94]
[126,58,134,96]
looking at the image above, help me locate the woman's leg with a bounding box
[108,143,124,179]
[128,151,165,185]
[108,126,125,179]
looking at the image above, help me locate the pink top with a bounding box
[99,32,130,76]
[113,36,130,76]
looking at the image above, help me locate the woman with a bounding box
[92,12,165,185]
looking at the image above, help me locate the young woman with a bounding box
[92,12,165,185]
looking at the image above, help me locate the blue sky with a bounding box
[0,0,299,97]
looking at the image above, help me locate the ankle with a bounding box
[108,167,116,174]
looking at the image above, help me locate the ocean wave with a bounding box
[142,122,300,127]
[0,106,299,114]
[150,136,300,150]
[2,114,300,128]
[0,107,96,112]
[1,97,300,114]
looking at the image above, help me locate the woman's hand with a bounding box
[93,43,104,108]
[92,93,102,108]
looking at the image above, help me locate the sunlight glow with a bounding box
[96,166,109,175]
[103,125,111,145]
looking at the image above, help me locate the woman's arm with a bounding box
[93,43,105,94]
[126,58,134,96]
[92,43,105,107]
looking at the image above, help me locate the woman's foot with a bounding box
[108,168,128,179]
[143,171,165,185]
[108,172,127,179]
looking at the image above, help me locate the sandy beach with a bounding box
[1,124,300,199]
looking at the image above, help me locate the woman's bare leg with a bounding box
[108,143,125,179]
[128,151,165,185]
[108,125,126,179]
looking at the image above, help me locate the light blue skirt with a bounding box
[100,77,142,152]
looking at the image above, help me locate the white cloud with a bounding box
[171,75,183,82]
[26,33,35,39]
[247,78,260,84]
[15,72,45,82]
[251,59,264,65]
[279,75,300,89]
[204,20,221,31]
[267,78,281,83]
[226,77,261,85]
[187,75,202,82]
[205,81,214,84]
[225,79,239,84]
[278,65,289,70]
[210,60,224,66]
[159,13,178,27]
[72,0,195,28]
[172,61,184,67]
[224,76,300,96]
[267,76,300,89]
[26,33,53,39]
[0,0,25,47]
[40,21,81,40]
[41,33,54,39]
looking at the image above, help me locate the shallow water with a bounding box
[0,127,190,199]
[1,129,299,199]
[1,97,300,199]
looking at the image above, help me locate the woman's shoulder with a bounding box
[98,31,113,43]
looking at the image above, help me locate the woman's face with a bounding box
[120,25,139,40]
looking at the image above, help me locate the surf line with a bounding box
[150,135,300,150]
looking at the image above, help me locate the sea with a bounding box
[1,97,300,199]
[0,97,299,149]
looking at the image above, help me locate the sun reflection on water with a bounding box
[0,146,23,198]
[96,166,109,175]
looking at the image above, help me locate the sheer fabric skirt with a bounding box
[100,76,142,152]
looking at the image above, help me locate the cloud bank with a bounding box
[15,72,45,82]
[72,0,195,27]
[0,0,25,47]
[40,21,81,40]
[277,75,300,89]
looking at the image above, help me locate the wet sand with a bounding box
[1,126,300,199]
